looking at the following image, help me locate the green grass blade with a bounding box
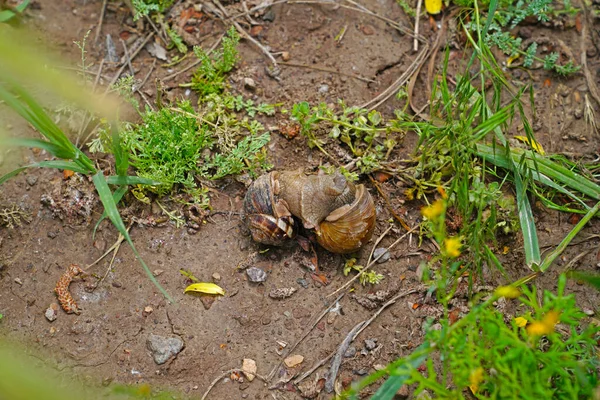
[567,271,600,292]
[105,176,162,186]
[110,122,129,177]
[4,138,74,159]
[92,171,174,303]
[540,201,600,272]
[92,186,128,240]
[0,166,29,185]
[514,169,540,269]
[0,0,30,22]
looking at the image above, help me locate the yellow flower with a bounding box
[425,0,442,15]
[421,199,445,220]
[514,316,528,328]
[494,286,521,299]
[468,367,484,394]
[444,236,461,258]
[527,310,560,336]
[437,185,447,199]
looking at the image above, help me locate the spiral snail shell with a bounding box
[242,169,376,253]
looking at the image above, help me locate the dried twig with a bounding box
[369,176,411,231]
[201,369,268,400]
[325,321,366,393]
[355,288,419,337]
[414,0,422,51]
[293,353,334,385]
[267,293,346,381]
[107,32,155,89]
[94,0,108,43]
[279,61,376,83]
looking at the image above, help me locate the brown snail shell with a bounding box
[242,170,376,253]
[242,173,296,246]
[316,184,376,253]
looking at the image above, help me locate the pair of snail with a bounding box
[242,169,376,253]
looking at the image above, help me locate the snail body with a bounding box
[243,169,376,253]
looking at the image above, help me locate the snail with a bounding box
[242,169,376,253]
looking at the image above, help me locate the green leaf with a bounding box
[92,171,174,303]
[0,0,30,22]
[567,271,600,292]
[92,185,127,240]
[105,176,162,186]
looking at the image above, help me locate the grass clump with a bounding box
[190,27,240,96]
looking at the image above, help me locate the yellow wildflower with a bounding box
[421,199,445,220]
[425,0,442,15]
[494,286,521,299]
[514,316,528,328]
[444,236,461,258]
[527,310,560,336]
[437,185,448,199]
[468,367,484,394]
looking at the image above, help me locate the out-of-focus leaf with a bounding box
[184,282,225,295]
[567,271,600,292]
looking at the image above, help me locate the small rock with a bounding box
[146,334,184,365]
[573,107,583,119]
[430,323,442,331]
[364,338,377,350]
[212,272,221,282]
[396,384,410,398]
[262,9,275,22]
[269,287,296,299]
[344,346,356,358]
[297,278,309,289]
[246,267,267,283]
[243,77,256,91]
[281,51,290,61]
[354,368,369,376]
[249,25,263,37]
[519,27,532,39]
[143,306,153,317]
[47,231,58,239]
[373,248,390,263]
[283,311,292,318]
[200,295,216,310]
[557,83,570,97]
[583,308,595,316]
[284,354,304,368]
[45,303,59,322]
[242,358,257,381]
[153,269,164,277]
[26,175,38,186]
[318,84,329,94]
[373,363,386,371]
[49,326,57,335]
[360,25,375,35]
[14,278,23,285]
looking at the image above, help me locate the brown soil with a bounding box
[1,0,600,399]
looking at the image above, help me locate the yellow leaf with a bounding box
[506,53,520,67]
[514,135,546,155]
[468,367,484,394]
[184,282,225,296]
[514,316,528,328]
[425,0,442,14]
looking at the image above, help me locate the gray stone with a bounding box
[26,176,38,186]
[243,77,256,91]
[246,267,267,283]
[147,334,184,365]
[343,346,356,358]
[364,338,377,350]
[318,84,329,94]
[373,248,390,263]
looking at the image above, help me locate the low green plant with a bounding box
[190,26,240,96]
[291,100,402,174]
[131,0,173,20]
[343,258,384,285]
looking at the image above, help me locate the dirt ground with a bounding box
[1,0,600,399]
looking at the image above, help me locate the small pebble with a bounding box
[364,338,377,351]
[244,77,256,91]
[262,9,275,21]
[212,272,221,282]
[296,278,309,289]
[318,84,329,94]
[281,51,290,61]
[45,303,59,322]
[284,354,304,368]
[153,269,164,277]
[583,308,595,316]
[344,346,357,358]
[143,306,153,317]
[373,248,390,263]
[246,267,267,283]
[269,287,296,299]
[26,176,38,186]
[242,358,257,381]
[47,231,58,239]
[283,311,292,318]
[14,278,23,285]
[373,364,386,371]
[354,368,369,376]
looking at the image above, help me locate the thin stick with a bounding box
[327,225,419,298]
[94,231,127,290]
[414,0,422,51]
[138,59,157,90]
[360,43,429,110]
[355,288,419,337]
[293,353,334,384]
[94,0,108,43]
[107,33,154,90]
[161,32,226,82]
[266,293,345,381]
[279,62,376,83]
[82,238,122,272]
[201,369,268,400]
[325,321,366,393]
[365,224,394,268]
[120,39,135,76]
[369,175,411,231]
